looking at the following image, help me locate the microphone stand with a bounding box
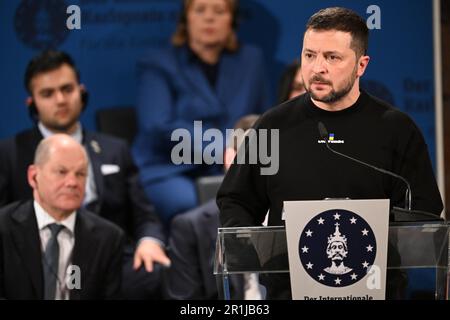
[318,122,441,222]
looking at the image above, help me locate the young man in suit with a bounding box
[0,50,170,299]
[0,134,124,299]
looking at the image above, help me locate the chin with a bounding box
[202,39,225,47]
[62,206,79,213]
[58,120,77,129]
[311,93,328,101]
[312,87,331,94]
[58,200,82,212]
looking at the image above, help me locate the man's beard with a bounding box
[306,67,358,103]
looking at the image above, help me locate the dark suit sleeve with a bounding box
[0,229,4,299]
[120,142,166,243]
[167,215,204,299]
[102,228,125,299]
[0,140,12,207]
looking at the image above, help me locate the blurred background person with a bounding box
[277,60,305,103]
[133,0,272,226]
[0,134,124,300]
[166,114,261,300]
[0,50,169,300]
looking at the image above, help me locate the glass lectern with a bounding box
[214,223,449,300]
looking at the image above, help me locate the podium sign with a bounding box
[283,199,390,300]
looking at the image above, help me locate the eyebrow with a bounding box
[303,49,342,55]
[37,83,74,95]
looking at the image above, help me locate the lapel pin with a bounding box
[90,140,101,154]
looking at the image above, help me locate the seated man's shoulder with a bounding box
[80,209,124,238]
[85,131,129,153]
[0,201,36,235]
[0,138,14,162]
[0,128,36,150]
[171,200,219,229]
[0,136,13,150]
[0,201,28,221]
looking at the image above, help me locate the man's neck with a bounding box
[35,199,74,222]
[38,122,82,143]
[48,211,71,222]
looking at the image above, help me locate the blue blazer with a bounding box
[133,44,272,183]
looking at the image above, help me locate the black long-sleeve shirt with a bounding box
[218,91,443,227]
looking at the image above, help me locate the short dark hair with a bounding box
[277,60,301,104]
[24,50,80,94]
[306,7,368,57]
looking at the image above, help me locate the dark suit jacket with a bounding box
[0,128,165,244]
[0,201,124,299]
[167,200,243,300]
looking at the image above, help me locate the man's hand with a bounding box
[133,239,171,272]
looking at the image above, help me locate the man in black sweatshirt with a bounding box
[217,7,443,299]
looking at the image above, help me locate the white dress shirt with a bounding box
[244,273,263,300]
[34,201,76,300]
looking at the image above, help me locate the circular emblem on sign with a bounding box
[14,0,69,50]
[299,209,376,287]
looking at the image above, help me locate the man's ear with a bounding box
[79,84,89,111]
[357,55,370,77]
[25,96,33,107]
[27,165,38,189]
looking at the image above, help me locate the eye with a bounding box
[40,90,53,98]
[213,5,226,15]
[327,55,341,62]
[62,85,74,94]
[193,4,206,14]
[76,171,87,178]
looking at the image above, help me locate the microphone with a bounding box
[317,121,412,211]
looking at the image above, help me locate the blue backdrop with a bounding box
[0,0,436,165]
